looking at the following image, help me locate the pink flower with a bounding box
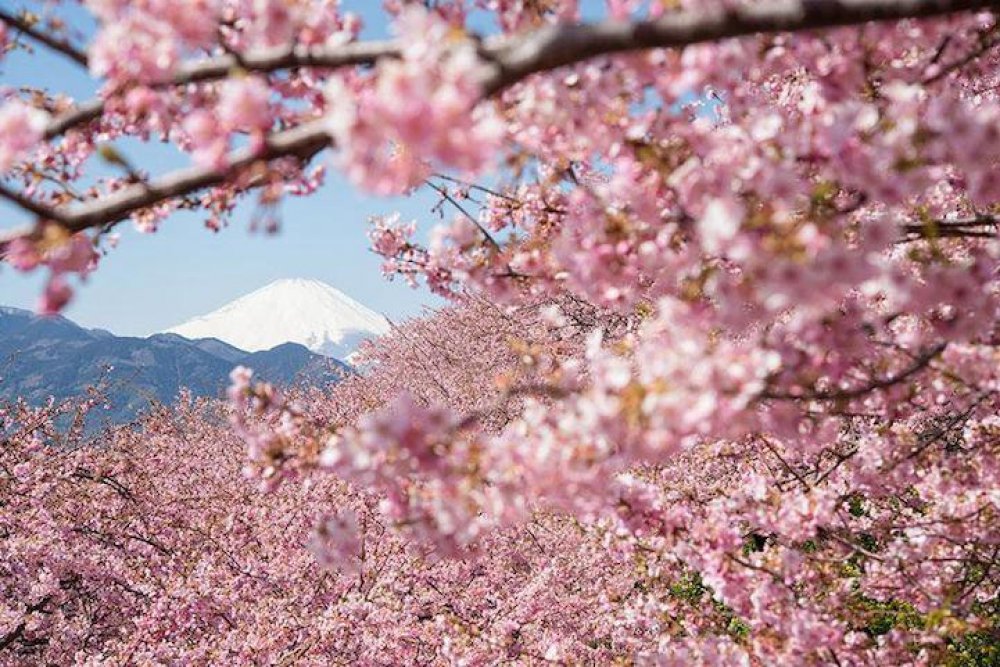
[39,275,73,315]
[48,234,98,275]
[0,100,48,171]
[146,0,219,47]
[227,365,253,404]
[182,109,228,168]
[217,76,272,133]
[369,214,416,257]
[325,8,502,194]
[86,0,220,82]
[248,0,302,47]
[697,198,743,256]
[4,238,42,271]
[89,16,179,82]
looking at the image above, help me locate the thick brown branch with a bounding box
[901,214,1000,237]
[43,99,104,140]
[0,8,88,68]
[175,39,397,84]
[901,228,997,240]
[0,182,66,223]
[477,0,1000,94]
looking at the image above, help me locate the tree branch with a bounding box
[0,8,88,68]
[0,594,52,651]
[0,181,63,221]
[175,39,397,84]
[425,180,501,250]
[477,0,1000,94]
[43,99,104,140]
[901,214,1000,240]
[6,0,999,237]
[59,118,329,233]
[43,41,398,139]
[758,435,812,491]
[924,25,1000,83]
[761,343,947,402]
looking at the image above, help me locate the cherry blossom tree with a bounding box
[2,0,1000,664]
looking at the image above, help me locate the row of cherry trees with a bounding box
[2,294,996,663]
[1,0,999,664]
[0,301,686,664]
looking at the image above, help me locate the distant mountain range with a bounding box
[0,306,351,425]
[164,278,391,359]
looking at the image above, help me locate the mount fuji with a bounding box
[162,279,391,360]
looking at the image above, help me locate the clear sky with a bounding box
[0,1,615,335]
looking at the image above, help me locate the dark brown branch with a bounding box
[0,621,27,652]
[901,214,1000,239]
[431,172,521,203]
[72,467,136,502]
[0,121,331,245]
[0,595,51,651]
[885,392,993,469]
[0,182,66,222]
[0,8,88,68]
[478,0,1000,94]
[425,180,501,250]
[758,436,812,491]
[900,228,997,240]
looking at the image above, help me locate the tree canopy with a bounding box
[1,1,999,664]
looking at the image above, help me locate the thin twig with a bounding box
[761,343,946,402]
[425,180,501,250]
[0,8,88,68]
[758,436,811,491]
[924,27,1000,84]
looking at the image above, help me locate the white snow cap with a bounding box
[163,278,390,359]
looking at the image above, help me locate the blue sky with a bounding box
[0,1,617,335]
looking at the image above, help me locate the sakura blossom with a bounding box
[1,0,999,664]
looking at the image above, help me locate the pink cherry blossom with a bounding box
[3,1,1000,662]
[0,100,48,171]
[38,274,73,314]
[217,76,272,134]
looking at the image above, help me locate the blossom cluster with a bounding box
[326,8,503,194]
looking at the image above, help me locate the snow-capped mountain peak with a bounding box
[162,279,390,359]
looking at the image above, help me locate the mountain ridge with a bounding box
[0,306,349,425]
